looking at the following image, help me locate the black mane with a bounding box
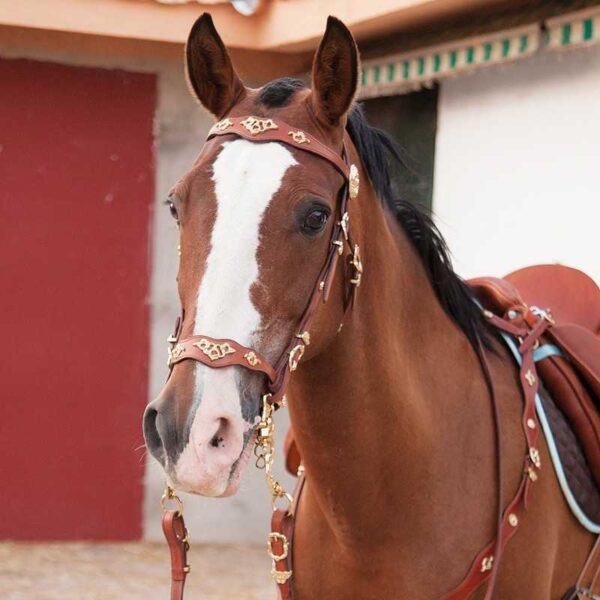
[258,78,491,351]
[346,104,493,351]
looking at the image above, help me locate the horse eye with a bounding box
[302,208,329,235]
[166,200,179,222]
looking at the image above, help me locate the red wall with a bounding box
[0,59,155,539]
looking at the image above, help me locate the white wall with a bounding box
[434,44,600,285]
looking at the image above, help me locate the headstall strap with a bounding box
[162,115,362,599]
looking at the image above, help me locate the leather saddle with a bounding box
[470,264,600,490]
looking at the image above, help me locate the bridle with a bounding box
[166,114,363,407]
[161,114,364,600]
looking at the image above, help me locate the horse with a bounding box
[143,13,597,599]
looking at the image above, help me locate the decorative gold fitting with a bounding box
[319,281,325,291]
[168,343,185,366]
[480,555,494,573]
[508,513,519,527]
[524,369,536,387]
[289,344,305,371]
[483,309,494,319]
[244,351,261,367]
[183,566,191,574]
[333,240,344,255]
[177,244,181,257]
[526,418,536,430]
[241,116,278,135]
[271,567,293,585]
[288,130,310,144]
[349,164,360,199]
[193,338,235,361]
[527,467,538,482]
[209,118,233,136]
[167,333,178,344]
[350,244,363,287]
[160,484,184,516]
[296,331,311,346]
[297,464,305,476]
[268,532,290,562]
[339,212,350,240]
[529,447,541,469]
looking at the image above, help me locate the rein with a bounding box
[158,115,547,599]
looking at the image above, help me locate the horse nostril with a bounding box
[209,418,228,449]
[143,407,164,463]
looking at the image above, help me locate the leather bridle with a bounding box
[166,115,363,408]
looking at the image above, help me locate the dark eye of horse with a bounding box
[302,208,329,235]
[166,200,179,223]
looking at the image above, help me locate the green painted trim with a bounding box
[449,50,458,69]
[562,23,572,45]
[466,46,475,64]
[501,38,511,57]
[519,34,529,53]
[433,53,441,72]
[373,65,381,83]
[402,60,410,80]
[583,18,594,41]
[387,63,395,82]
[417,56,425,76]
[483,42,492,61]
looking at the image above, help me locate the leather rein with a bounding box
[158,115,546,600]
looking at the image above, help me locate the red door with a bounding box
[0,59,155,539]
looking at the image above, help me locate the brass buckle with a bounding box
[268,532,289,562]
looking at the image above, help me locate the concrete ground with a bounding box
[0,542,275,599]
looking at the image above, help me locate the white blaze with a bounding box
[194,138,297,342]
[176,139,297,494]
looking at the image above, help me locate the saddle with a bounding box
[470,264,600,492]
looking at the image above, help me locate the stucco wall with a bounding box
[434,44,600,285]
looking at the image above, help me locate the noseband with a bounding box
[166,115,363,407]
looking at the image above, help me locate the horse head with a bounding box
[143,13,361,497]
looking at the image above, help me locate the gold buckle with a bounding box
[268,532,289,561]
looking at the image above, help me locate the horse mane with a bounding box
[257,78,493,351]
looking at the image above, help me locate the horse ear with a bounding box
[185,13,246,117]
[311,16,359,127]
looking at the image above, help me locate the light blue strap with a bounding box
[533,344,563,363]
[499,331,600,534]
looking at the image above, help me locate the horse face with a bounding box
[143,14,358,496]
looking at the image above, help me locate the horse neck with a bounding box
[287,185,499,551]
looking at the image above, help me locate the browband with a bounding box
[206,115,350,179]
